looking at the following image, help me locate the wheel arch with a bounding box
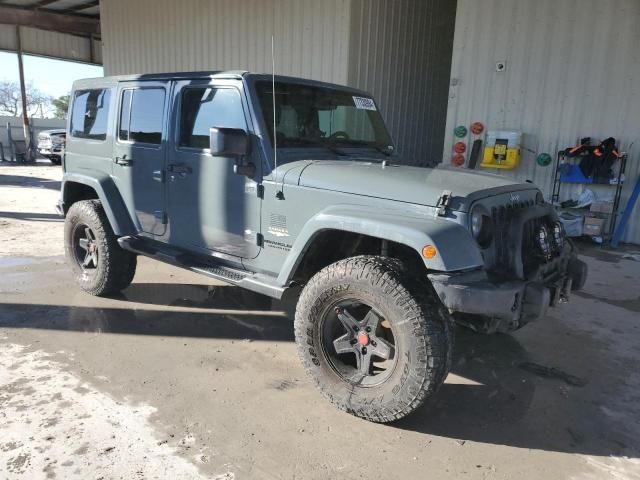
[277,205,484,286]
[61,173,136,236]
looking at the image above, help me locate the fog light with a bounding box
[422,245,437,259]
[537,225,552,260]
[552,222,564,250]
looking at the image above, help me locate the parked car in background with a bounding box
[37,129,66,165]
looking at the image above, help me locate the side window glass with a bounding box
[118,88,165,144]
[118,89,132,141]
[179,87,246,149]
[70,88,111,140]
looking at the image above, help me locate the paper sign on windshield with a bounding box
[353,96,377,111]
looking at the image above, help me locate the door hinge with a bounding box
[256,233,264,247]
[152,170,165,182]
[257,184,265,199]
[154,210,167,224]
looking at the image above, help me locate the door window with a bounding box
[118,88,165,144]
[70,88,111,141]
[179,87,246,149]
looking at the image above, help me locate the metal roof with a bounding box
[0,0,100,37]
[1,0,99,19]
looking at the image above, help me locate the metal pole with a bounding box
[15,25,32,161]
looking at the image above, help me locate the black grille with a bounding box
[489,199,544,279]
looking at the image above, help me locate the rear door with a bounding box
[112,82,169,236]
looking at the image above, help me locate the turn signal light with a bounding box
[422,245,437,259]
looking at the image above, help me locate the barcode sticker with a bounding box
[353,96,377,111]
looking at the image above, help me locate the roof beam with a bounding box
[33,0,63,7]
[63,0,99,13]
[0,5,99,35]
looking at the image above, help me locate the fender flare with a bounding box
[61,172,137,236]
[277,205,484,285]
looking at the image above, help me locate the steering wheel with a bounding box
[329,131,350,141]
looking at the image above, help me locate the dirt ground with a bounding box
[1,162,640,479]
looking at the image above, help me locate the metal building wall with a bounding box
[0,24,101,64]
[348,0,456,164]
[100,0,352,84]
[445,0,640,244]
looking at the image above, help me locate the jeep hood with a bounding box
[289,160,538,212]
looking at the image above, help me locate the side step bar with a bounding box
[118,236,286,299]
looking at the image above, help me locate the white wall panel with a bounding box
[445,0,640,244]
[100,0,352,84]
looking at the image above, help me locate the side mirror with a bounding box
[209,127,251,157]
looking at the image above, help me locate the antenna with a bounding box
[272,35,284,199]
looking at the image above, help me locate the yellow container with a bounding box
[481,146,521,169]
[480,130,521,169]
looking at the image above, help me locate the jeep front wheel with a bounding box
[64,200,137,296]
[294,256,452,423]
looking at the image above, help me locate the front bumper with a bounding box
[428,253,588,333]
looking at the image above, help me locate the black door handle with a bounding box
[114,155,133,166]
[167,164,192,175]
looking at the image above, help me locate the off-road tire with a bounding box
[295,255,452,423]
[64,200,137,296]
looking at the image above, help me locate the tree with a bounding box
[52,94,70,119]
[0,80,53,118]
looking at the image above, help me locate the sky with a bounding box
[0,51,103,99]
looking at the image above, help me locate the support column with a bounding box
[15,25,33,162]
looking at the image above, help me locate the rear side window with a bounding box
[70,88,111,141]
[179,87,246,149]
[118,88,165,145]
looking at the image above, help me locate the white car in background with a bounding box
[37,129,66,165]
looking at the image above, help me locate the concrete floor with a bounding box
[1,163,639,479]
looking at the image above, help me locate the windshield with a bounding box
[256,81,394,153]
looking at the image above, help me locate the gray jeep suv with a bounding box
[58,71,587,422]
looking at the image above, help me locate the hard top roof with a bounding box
[71,71,371,96]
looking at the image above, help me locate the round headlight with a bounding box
[470,207,493,248]
[471,210,484,238]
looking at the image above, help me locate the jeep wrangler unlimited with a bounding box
[58,71,587,423]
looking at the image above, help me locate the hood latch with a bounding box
[436,190,452,217]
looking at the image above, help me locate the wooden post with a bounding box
[15,25,33,161]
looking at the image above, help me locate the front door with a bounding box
[112,82,168,236]
[166,80,261,259]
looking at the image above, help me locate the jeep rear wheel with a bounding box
[295,256,452,423]
[64,200,137,296]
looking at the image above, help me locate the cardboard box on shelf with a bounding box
[590,200,614,214]
[583,216,606,236]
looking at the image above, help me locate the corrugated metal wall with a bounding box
[348,0,456,164]
[100,0,352,84]
[0,24,101,64]
[445,0,640,244]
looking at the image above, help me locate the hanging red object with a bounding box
[471,122,485,135]
[454,142,467,154]
[452,154,465,166]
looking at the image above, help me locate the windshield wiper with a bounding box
[328,139,393,157]
[281,138,350,156]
